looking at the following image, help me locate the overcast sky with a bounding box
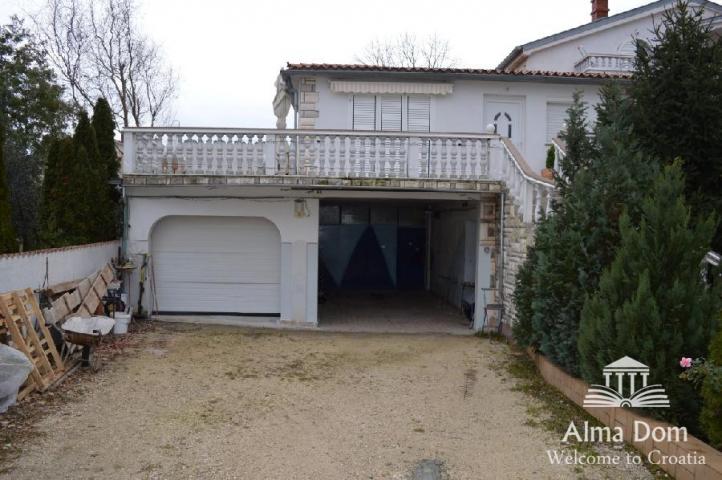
[1,0,650,128]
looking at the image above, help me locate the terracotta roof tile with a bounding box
[284,62,630,80]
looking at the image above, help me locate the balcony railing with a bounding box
[122,127,555,223]
[122,128,496,179]
[574,53,634,73]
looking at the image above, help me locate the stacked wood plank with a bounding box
[0,263,116,401]
[0,288,65,399]
[45,263,115,325]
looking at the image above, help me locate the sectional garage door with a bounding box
[151,216,281,315]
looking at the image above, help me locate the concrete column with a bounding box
[473,199,498,331]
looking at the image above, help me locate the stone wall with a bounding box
[501,190,536,333]
[297,78,319,129]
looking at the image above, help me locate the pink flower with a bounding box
[680,357,693,368]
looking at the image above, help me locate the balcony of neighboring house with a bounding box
[574,53,635,74]
[121,127,555,224]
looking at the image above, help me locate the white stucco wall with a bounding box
[306,74,602,173]
[520,13,659,72]
[125,195,319,324]
[0,241,119,293]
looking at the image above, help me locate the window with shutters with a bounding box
[380,96,402,131]
[352,95,376,131]
[407,95,431,132]
[352,94,431,132]
[546,102,571,143]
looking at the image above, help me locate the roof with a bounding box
[283,63,630,81]
[497,0,722,70]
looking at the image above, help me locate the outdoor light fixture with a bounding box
[294,199,309,218]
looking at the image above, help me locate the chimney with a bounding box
[591,0,609,21]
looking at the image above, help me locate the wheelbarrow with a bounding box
[62,316,116,369]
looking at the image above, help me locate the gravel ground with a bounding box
[0,323,653,479]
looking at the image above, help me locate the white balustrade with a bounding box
[499,140,555,223]
[575,53,634,73]
[122,128,494,181]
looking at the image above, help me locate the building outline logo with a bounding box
[583,356,670,408]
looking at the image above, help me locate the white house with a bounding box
[121,0,710,333]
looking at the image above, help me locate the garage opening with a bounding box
[317,199,479,333]
[151,216,282,316]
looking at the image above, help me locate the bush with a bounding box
[578,162,721,431]
[701,317,722,448]
[545,145,555,170]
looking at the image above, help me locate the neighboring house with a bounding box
[498,0,722,73]
[120,0,708,332]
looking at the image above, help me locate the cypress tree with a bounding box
[631,0,722,250]
[0,124,17,253]
[91,97,120,239]
[524,85,656,374]
[578,162,721,431]
[72,112,105,242]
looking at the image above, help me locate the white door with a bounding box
[151,216,281,315]
[485,98,524,152]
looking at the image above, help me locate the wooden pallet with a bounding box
[0,288,65,394]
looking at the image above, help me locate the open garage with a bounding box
[317,198,489,333]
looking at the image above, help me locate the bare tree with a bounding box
[356,33,455,68]
[32,0,177,127]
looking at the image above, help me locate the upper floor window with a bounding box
[352,94,430,132]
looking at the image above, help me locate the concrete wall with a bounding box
[125,194,319,325]
[306,75,602,173]
[430,204,478,309]
[0,241,119,293]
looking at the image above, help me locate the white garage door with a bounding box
[151,216,281,315]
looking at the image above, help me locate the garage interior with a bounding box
[317,198,480,333]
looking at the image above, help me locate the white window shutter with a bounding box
[407,95,431,132]
[380,96,402,131]
[546,102,571,142]
[353,95,376,131]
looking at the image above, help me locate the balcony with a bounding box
[121,128,554,223]
[574,53,634,74]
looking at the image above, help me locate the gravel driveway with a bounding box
[0,323,651,479]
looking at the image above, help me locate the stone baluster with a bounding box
[318,136,327,176]
[255,135,265,175]
[339,136,347,176]
[429,139,439,178]
[440,139,449,179]
[450,140,459,178]
[366,137,374,177]
[397,138,405,178]
[288,135,297,175]
[328,136,337,176]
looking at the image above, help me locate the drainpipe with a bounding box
[498,191,505,325]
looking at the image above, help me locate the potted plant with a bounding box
[542,145,555,179]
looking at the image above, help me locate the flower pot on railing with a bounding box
[541,168,554,180]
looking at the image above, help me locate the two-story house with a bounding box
[120,0,720,334]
